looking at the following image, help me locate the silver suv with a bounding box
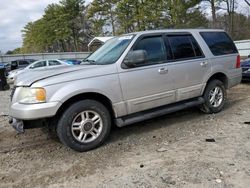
[9,29,242,152]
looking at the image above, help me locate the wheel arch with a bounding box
[56,92,115,119]
[206,72,229,89]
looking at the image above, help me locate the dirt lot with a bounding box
[0,84,250,188]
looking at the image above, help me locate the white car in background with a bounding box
[7,59,72,83]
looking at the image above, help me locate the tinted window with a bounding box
[189,36,203,57]
[134,36,166,64]
[49,60,62,66]
[19,60,29,65]
[11,61,17,66]
[168,35,196,60]
[30,61,47,69]
[200,32,238,56]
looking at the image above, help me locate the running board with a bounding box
[115,97,204,127]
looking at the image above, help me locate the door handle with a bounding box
[200,61,208,67]
[158,67,168,74]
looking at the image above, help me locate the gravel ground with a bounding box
[0,84,250,188]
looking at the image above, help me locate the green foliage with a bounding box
[166,0,208,28]
[19,0,249,53]
[89,0,208,34]
[116,0,167,33]
[22,0,88,53]
[87,0,118,35]
[5,48,22,55]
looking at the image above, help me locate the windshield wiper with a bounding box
[81,59,97,65]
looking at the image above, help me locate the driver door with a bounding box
[118,35,176,114]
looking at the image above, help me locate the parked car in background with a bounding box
[0,63,4,68]
[63,59,82,65]
[4,62,11,73]
[241,59,250,81]
[10,59,36,70]
[7,59,72,83]
[9,29,242,152]
[0,62,10,76]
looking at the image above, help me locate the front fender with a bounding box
[44,75,123,104]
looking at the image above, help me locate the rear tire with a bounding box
[200,79,226,114]
[57,100,111,152]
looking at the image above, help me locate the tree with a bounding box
[5,48,22,54]
[166,0,208,28]
[22,0,90,53]
[222,0,237,37]
[116,0,168,33]
[244,0,250,6]
[116,0,207,33]
[87,0,118,35]
[60,0,86,51]
[20,0,249,53]
[216,12,250,40]
[202,0,222,28]
[22,20,48,53]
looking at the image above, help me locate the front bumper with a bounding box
[9,117,50,133]
[10,101,61,120]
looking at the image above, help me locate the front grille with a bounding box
[10,86,16,101]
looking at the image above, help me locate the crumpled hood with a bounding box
[15,65,103,86]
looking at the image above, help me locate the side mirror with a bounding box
[123,50,147,68]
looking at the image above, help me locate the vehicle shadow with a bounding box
[108,95,247,145]
[40,92,247,148]
[108,108,206,144]
[6,85,248,153]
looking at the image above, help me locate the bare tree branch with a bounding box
[244,0,250,6]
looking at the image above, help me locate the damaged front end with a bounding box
[9,117,24,133]
[9,117,50,134]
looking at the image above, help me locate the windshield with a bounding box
[83,35,134,65]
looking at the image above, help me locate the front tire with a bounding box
[57,100,111,152]
[200,79,226,114]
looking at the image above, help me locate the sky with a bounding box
[0,0,91,54]
[0,0,249,54]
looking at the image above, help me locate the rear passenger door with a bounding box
[166,33,211,101]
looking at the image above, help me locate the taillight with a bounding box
[236,55,241,68]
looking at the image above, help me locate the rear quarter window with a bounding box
[200,32,238,56]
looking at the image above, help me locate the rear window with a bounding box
[200,32,238,56]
